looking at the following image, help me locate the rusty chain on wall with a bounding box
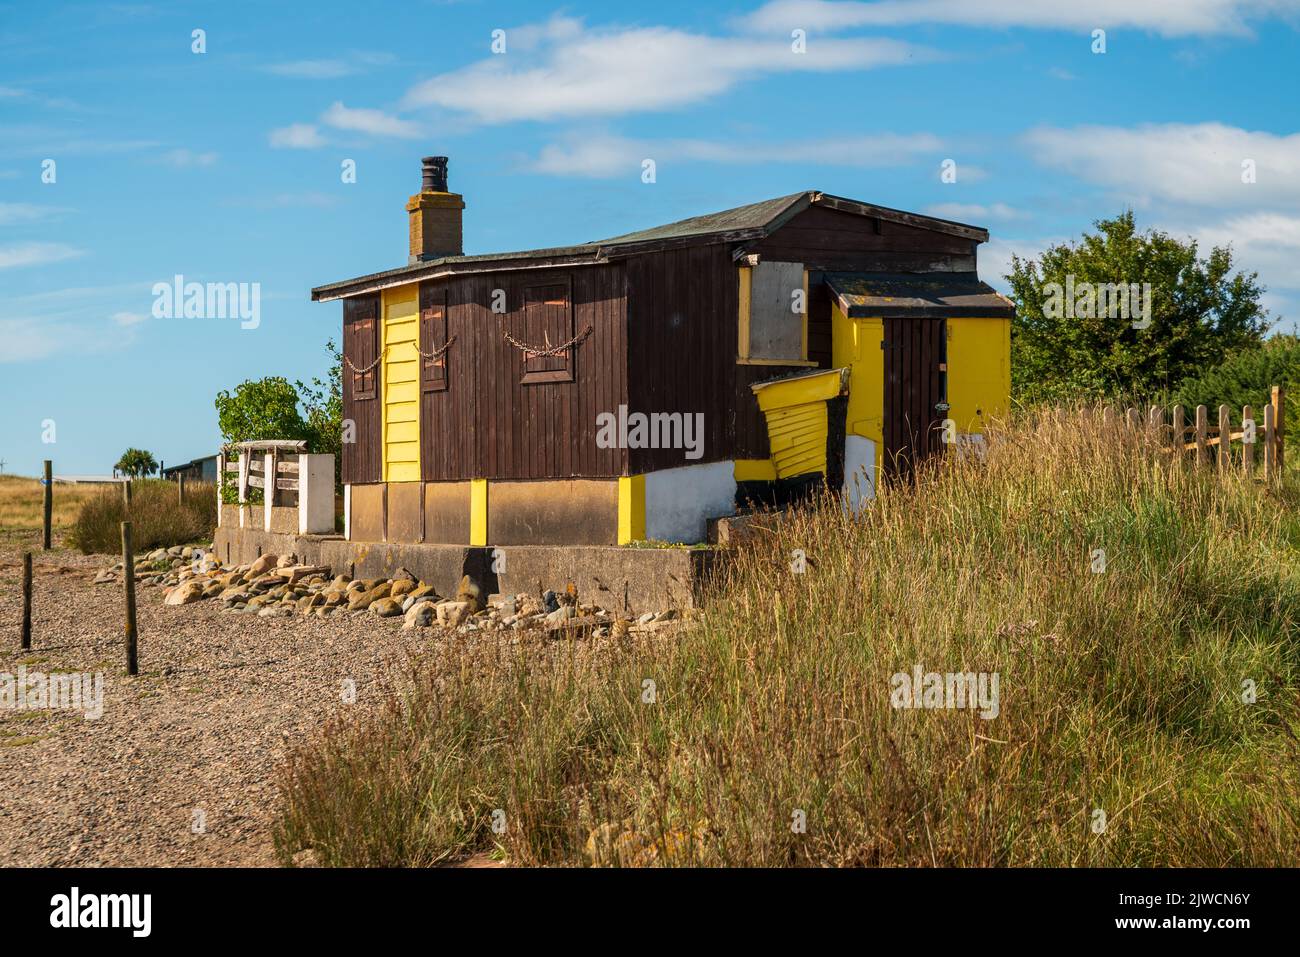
[498,323,593,357]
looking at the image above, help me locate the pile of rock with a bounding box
[93,547,682,637]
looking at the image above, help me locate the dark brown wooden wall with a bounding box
[419,263,628,481]
[625,244,813,472]
[341,294,381,484]
[751,206,977,273]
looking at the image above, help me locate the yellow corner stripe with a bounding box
[470,478,488,546]
[618,474,645,544]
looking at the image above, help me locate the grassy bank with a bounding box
[68,480,216,554]
[0,475,103,533]
[274,408,1300,866]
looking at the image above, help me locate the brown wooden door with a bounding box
[882,317,946,482]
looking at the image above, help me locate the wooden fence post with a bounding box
[1126,407,1139,430]
[1264,403,1276,483]
[123,479,132,506]
[42,460,52,551]
[178,473,186,505]
[21,552,32,651]
[1272,385,1285,476]
[1195,406,1208,464]
[1172,406,1185,461]
[1243,405,1255,474]
[121,521,138,676]
[1218,405,1231,473]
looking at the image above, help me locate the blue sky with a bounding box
[2,0,1299,476]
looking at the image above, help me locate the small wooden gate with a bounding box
[882,317,947,482]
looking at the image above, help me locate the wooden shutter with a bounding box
[420,288,448,393]
[348,304,378,401]
[520,280,574,385]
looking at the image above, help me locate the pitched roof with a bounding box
[312,191,990,302]
[826,272,1015,319]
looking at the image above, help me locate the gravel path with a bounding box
[0,535,441,867]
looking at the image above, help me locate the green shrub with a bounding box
[1169,335,1300,420]
[68,480,217,555]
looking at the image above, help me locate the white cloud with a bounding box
[159,148,218,167]
[402,15,932,123]
[112,311,149,327]
[263,59,359,79]
[925,202,1026,222]
[321,101,421,138]
[269,123,327,149]
[528,131,943,177]
[0,318,67,362]
[0,202,70,225]
[745,0,1300,37]
[1191,212,1300,290]
[1023,123,1300,208]
[0,242,83,269]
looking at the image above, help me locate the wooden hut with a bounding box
[311,156,1013,545]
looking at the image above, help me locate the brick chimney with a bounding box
[406,156,465,263]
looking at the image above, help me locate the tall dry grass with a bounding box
[274,408,1300,866]
[68,480,217,554]
[0,475,101,532]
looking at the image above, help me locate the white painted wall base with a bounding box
[298,454,336,534]
[645,460,737,544]
[842,435,877,515]
[343,484,352,541]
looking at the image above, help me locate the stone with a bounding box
[202,581,224,598]
[389,578,417,599]
[403,602,436,629]
[637,612,657,625]
[493,596,517,617]
[545,605,576,628]
[348,581,391,611]
[391,566,417,583]
[164,581,205,606]
[370,597,403,618]
[541,590,560,613]
[93,570,116,585]
[276,553,298,568]
[518,598,542,618]
[167,546,184,558]
[455,575,485,612]
[148,548,168,562]
[258,605,293,618]
[436,601,471,627]
[248,554,278,577]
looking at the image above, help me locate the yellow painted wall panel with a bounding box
[386,420,419,443]
[382,284,421,482]
[947,317,1011,435]
[386,380,420,405]
[831,304,884,443]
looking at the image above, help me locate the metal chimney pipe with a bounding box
[422,155,448,193]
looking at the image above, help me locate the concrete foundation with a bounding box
[213,526,718,614]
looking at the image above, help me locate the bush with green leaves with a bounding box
[1008,211,1269,404]
[1169,335,1300,421]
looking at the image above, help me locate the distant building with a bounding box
[161,455,218,483]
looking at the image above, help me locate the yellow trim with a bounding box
[381,284,421,483]
[469,478,488,546]
[737,266,752,361]
[617,474,646,544]
[752,367,849,409]
[734,458,777,482]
